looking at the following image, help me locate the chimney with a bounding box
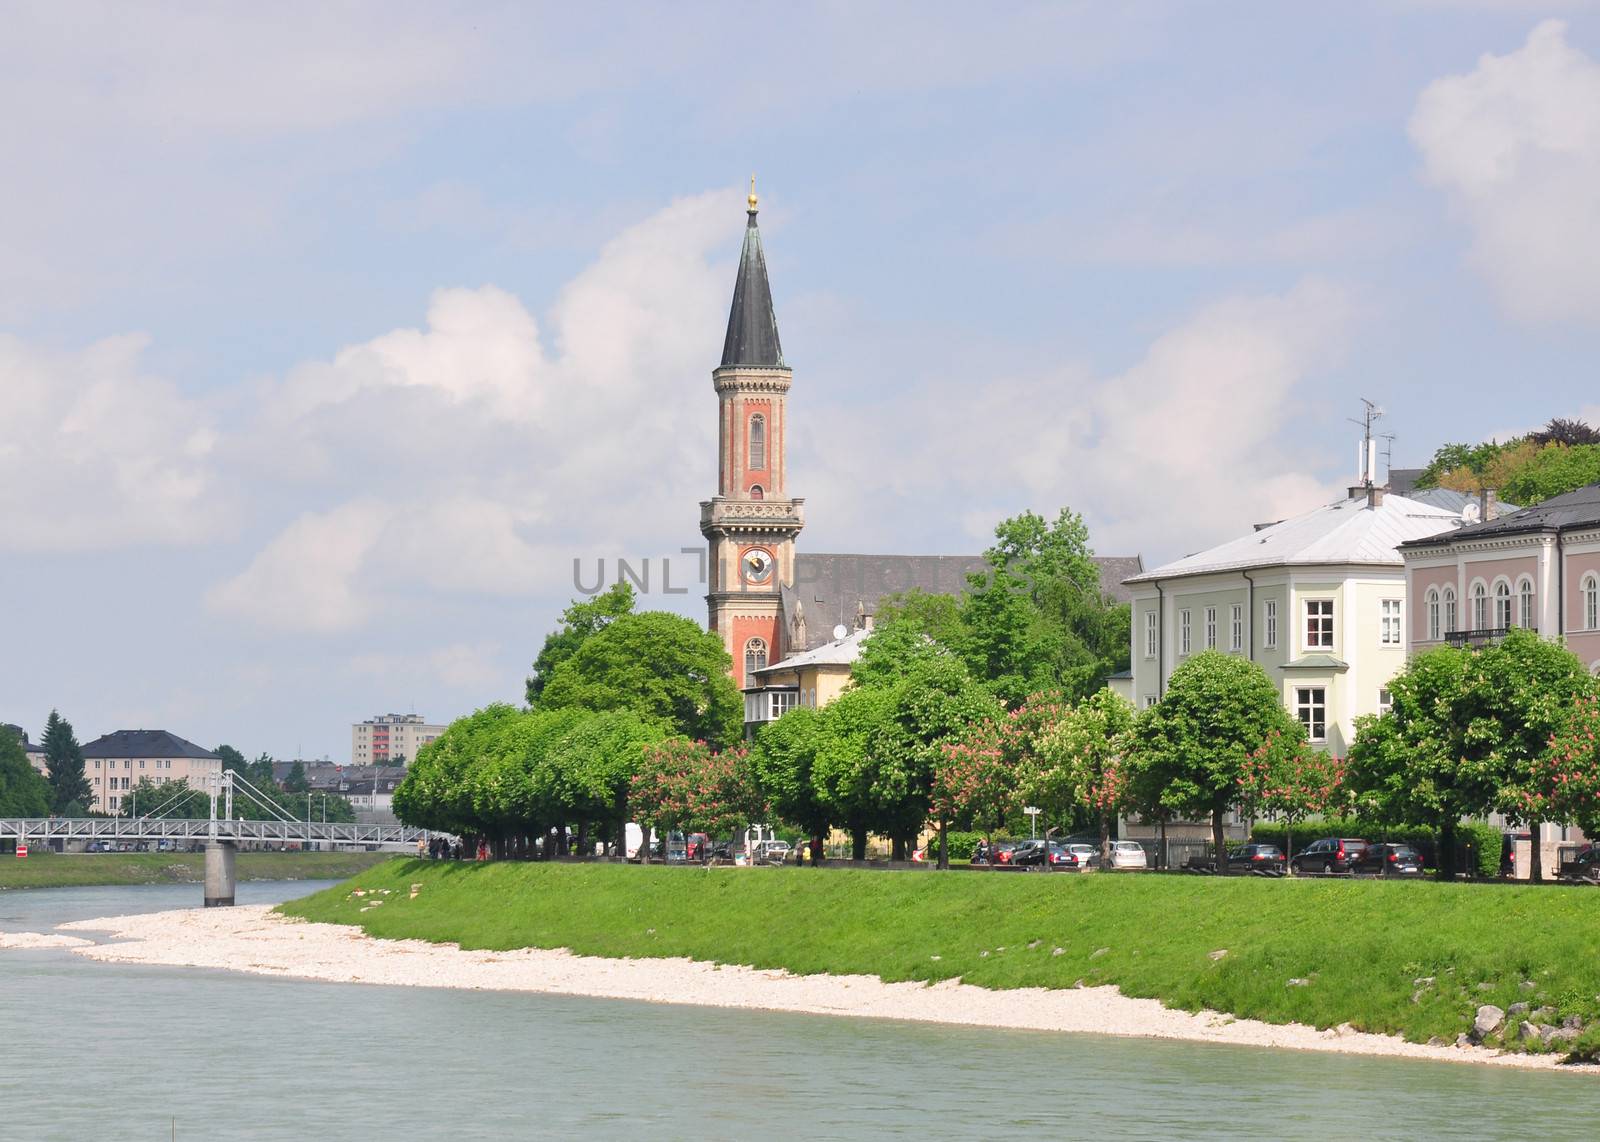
[1366,485,1384,509]
[1479,488,1496,521]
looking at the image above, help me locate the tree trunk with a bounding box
[891,835,907,862]
[1158,816,1168,870]
[639,823,652,864]
[1212,806,1228,876]
[1437,818,1456,881]
[1285,818,1295,877]
[851,823,867,862]
[810,834,823,865]
[576,819,590,859]
[937,818,950,871]
[613,791,628,860]
[1529,825,1543,883]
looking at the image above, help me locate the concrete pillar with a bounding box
[204,840,236,907]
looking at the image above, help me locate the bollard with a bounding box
[203,840,237,907]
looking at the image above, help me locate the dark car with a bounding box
[1290,837,1369,874]
[1353,842,1424,877]
[990,840,1024,866]
[1559,844,1600,883]
[1011,840,1080,870]
[85,839,113,853]
[1230,843,1286,874]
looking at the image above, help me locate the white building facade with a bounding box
[351,714,444,766]
[80,730,224,815]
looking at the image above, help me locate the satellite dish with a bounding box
[832,624,849,641]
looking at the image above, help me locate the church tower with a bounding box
[700,183,803,690]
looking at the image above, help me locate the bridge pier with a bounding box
[204,840,237,907]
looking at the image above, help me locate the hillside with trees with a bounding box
[1413,417,1600,504]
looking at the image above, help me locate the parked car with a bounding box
[685,832,711,862]
[753,839,791,865]
[1108,840,1148,870]
[1011,840,1080,869]
[1558,844,1600,883]
[1353,842,1424,877]
[1230,843,1287,874]
[1501,832,1530,878]
[85,839,113,853]
[1065,843,1099,869]
[1290,837,1369,874]
[990,840,1024,865]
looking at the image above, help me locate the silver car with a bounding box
[1109,840,1148,869]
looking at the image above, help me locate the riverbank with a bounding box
[0,850,392,889]
[271,859,1600,1061]
[19,902,1585,1073]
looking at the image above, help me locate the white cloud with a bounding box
[0,332,225,552]
[212,190,736,632]
[797,280,1355,560]
[1411,20,1600,322]
[350,642,508,695]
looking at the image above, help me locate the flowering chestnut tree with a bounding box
[1035,688,1136,867]
[1242,729,1344,871]
[631,738,763,862]
[932,717,1016,869]
[1518,695,1600,841]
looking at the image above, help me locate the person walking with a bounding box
[417,835,428,859]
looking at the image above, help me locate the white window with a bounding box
[1264,600,1277,649]
[1204,606,1217,650]
[1585,575,1600,631]
[1443,585,1457,633]
[1296,687,1327,743]
[1304,600,1334,649]
[748,414,766,471]
[1380,599,1403,646]
[1518,578,1535,629]
[1179,610,1192,655]
[1378,688,1393,715]
[1144,610,1158,659]
[1471,581,1488,630]
[744,637,768,675]
[1143,695,1158,709]
[1494,580,1512,629]
[1426,588,1440,641]
[768,691,796,720]
[1230,604,1243,652]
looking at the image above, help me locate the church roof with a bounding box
[720,204,785,369]
[782,552,1143,652]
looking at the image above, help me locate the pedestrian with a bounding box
[476,838,489,862]
[417,835,428,859]
[975,837,991,865]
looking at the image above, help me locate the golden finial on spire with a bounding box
[747,173,759,213]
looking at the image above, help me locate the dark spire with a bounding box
[720,181,785,369]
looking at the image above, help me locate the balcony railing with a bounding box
[1444,626,1536,648]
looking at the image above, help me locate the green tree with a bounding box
[632,738,762,860]
[216,744,246,772]
[282,760,310,794]
[395,704,523,837]
[1345,632,1588,880]
[538,611,743,748]
[752,706,836,862]
[1035,688,1136,867]
[41,710,92,815]
[0,730,50,817]
[862,652,1005,859]
[809,686,896,859]
[1132,652,1304,871]
[526,582,636,704]
[544,711,665,856]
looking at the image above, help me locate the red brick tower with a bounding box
[700,183,803,689]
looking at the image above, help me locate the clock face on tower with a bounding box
[741,547,774,586]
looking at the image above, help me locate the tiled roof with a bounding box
[784,552,1144,651]
[1128,493,1460,583]
[79,730,220,760]
[1401,481,1600,548]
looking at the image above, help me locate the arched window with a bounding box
[749,484,764,500]
[1518,577,1535,629]
[745,637,768,675]
[1494,580,1512,629]
[1585,574,1600,631]
[1471,581,1488,630]
[1426,588,1440,641]
[748,414,766,471]
[1442,586,1457,634]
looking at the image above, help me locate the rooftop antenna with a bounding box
[1379,432,1397,485]
[1347,398,1384,487]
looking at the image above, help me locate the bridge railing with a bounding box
[0,817,424,845]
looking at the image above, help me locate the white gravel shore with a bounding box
[18,905,1591,1073]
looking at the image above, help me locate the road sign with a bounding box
[16,843,27,858]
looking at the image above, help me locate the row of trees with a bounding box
[1414,416,1600,505]
[0,711,94,816]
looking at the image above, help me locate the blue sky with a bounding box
[6,2,1600,760]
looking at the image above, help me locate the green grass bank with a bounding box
[281,860,1600,1057]
[0,850,392,890]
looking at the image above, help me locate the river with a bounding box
[3,880,1599,1140]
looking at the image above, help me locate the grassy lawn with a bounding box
[280,860,1600,1055]
[0,849,392,889]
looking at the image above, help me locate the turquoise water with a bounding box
[3,882,1599,1140]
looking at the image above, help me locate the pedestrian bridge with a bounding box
[2,771,427,907]
[0,816,423,848]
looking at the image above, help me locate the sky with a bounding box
[7,1,1600,761]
